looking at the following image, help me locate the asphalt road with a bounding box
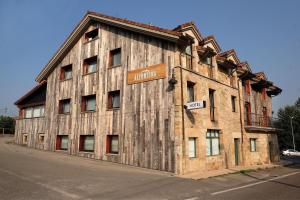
[0,136,299,200]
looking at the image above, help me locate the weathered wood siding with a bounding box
[41,22,177,172]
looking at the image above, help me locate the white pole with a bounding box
[290,116,296,150]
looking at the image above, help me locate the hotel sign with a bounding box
[127,63,166,84]
[185,101,206,110]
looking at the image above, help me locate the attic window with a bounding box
[85,29,98,42]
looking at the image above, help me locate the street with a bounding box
[0,136,299,200]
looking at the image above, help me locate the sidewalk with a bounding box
[178,160,294,180]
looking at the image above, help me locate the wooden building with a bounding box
[14,12,281,175]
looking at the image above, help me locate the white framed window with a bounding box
[188,137,197,158]
[25,108,32,118]
[206,130,220,156]
[250,138,257,152]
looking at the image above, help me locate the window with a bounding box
[187,81,195,102]
[206,130,220,156]
[79,135,94,152]
[60,64,72,80]
[245,102,251,125]
[250,138,257,152]
[84,28,98,42]
[231,96,236,112]
[204,57,212,66]
[83,56,97,74]
[109,48,121,67]
[81,95,96,112]
[188,137,197,158]
[25,108,32,118]
[106,135,119,154]
[59,99,71,114]
[107,90,120,109]
[209,89,215,121]
[38,134,45,144]
[22,134,28,144]
[56,135,68,150]
[185,45,193,70]
[25,105,45,118]
[245,80,251,94]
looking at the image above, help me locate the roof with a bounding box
[200,35,221,53]
[254,72,267,80]
[218,49,240,64]
[15,81,47,105]
[173,21,203,42]
[35,11,183,82]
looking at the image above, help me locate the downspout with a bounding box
[179,52,186,175]
[237,71,249,166]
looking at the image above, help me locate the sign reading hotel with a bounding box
[185,101,206,110]
[127,63,166,84]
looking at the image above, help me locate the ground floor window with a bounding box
[56,135,68,150]
[79,135,94,152]
[22,133,28,144]
[106,135,119,154]
[188,137,197,158]
[206,130,220,156]
[250,138,257,152]
[38,133,45,144]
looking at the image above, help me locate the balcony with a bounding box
[244,113,277,132]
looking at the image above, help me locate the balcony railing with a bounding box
[244,113,277,128]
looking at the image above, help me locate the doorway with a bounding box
[234,138,240,166]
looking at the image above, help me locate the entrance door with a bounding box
[234,138,240,166]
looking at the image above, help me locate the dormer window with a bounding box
[83,56,97,74]
[84,28,98,42]
[185,45,193,70]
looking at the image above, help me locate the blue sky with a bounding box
[0,0,299,116]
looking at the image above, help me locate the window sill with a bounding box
[23,116,45,119]
[56,149,68,152]
[58,113,71,116]
[106,108,120,111]
[81,111,96,114]
[59,78,72,82]
[83,36,99,44]
[206,154,221,157]
[106,153,119,156]
[82,71,98,76]
[108,65,122,69]
[79,151,95,154]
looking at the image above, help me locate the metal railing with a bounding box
[244,113,277,128]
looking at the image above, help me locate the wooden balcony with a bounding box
[244,113,277,132]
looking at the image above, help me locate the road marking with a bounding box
[211,171,300,196]
[184,197,199,200]
[0,168,80,199]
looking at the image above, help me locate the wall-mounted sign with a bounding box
[185,101,206,110]
[127,63,166,84]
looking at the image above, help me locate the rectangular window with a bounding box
[250,138,257,152]
[109,48,121,67]
[85,28,98,42]
[56,135,68,150]
[205,57,212,66]
[231,96,236,112]
[245,102,251,125]
[206,130,220,156]
[83,56,97,74]
[60,64,72,80]
[107,90,120,109]
[188,137,197,158]
[185,45,193,70]
[38,134,45,144]
[59,99,71,114]
[187,81,195,102]
[22,134,28,144]
[81,95,96,112]
[209,89,215,121]
[79,135,94,152]
[106,135,119,154]
[25,108,32,118]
